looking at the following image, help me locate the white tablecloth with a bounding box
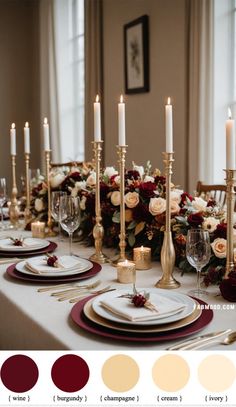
[0,230,235,350]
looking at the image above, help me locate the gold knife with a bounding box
[166,329,232,351]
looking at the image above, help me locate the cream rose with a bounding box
[170,189,183,204]
[211,238,227,258]
[50,172,66,189]
[149,197,166,216]
[34,198,45,212]
[192,197,207,212]
[170,200,180,215]
[124,192,139,208]
[86,172,96,187]
[202,217,220,233]
[111,191,121,206]
[144,175,155,183]
[80,196,87,210]
[104,166,118,178]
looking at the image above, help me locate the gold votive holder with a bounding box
[117,260,136,284]
[31,221,46,239]
[133,246,151,270]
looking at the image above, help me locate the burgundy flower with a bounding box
[214,223,227,239]
[181,192,193,204]
[203,267,225,287]
[207,199,216,207]
[187,213,204,227]
[133,202,152,223]
[85,194,95,216]
[179,208,187,215]
[155,175,166,185]
[100,182,110,200]
[31,183,43,197]
[61,171,82,191]
[220,271,236,302]
[139,182,156,199]
[69,171,82,181]
[125,170,140,180]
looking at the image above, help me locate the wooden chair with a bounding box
[50,161,95,171]
[196,181,227,208]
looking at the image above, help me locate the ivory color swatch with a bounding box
[101,354,139,392]
[198,354,236,392]
[152,354,190,392]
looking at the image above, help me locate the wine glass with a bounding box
[0,178,7,230]
[51,191,67,240]
[59,195,81,256]
[186,229,211,297]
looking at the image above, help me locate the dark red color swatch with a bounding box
[0,355,39,393]
[51,354,89,392]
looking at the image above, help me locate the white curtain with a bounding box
[187,0,214,193]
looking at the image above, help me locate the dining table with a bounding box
[0,229,235,350]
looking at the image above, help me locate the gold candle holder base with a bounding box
[89,141,109,264]
[9,155,20,228]
[155,152,180,289]
[224,169,236,279]
[45,150,57,237]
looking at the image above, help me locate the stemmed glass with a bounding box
[186,229,211,297]
[51,191,67,240]
[59,195,81,256]
[0,178,7,230]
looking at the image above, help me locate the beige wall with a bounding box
[103,0,188,189]
[0,0,41,191]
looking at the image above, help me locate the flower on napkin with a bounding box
[119,286,158,312]
[46,254,59,267]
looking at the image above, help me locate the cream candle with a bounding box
[117,259,136,283]
[43,118,50,151]
[118,95,126,146]
[24,122,30,154]
[165,97,173,153]
[10,123,16,156]
[31,221,45,238]
[94,95,101,141]
[133,245,151,270]
[226,108,235,169]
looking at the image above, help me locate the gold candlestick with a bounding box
[24,153,31,225]
[224,169,236,278]
[90,141,109,264]
[45,150,56,237]
[156,152,180,289]
[112,145,128,265]
[9,155,20,228]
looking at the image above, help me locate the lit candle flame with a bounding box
[95,95,99,103]
[120,94,124,103]
[141,245,144,251]
[44,117,48,125]
[228,108,232,119]
[167,97,171,105]
[124,259,128,265]
[11,123,15,129]
[25,122,29,128]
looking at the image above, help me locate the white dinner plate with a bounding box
[92,288,196,326]
[16,255,93,277]
[0,238,50,252]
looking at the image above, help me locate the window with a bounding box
[53,0,84,162]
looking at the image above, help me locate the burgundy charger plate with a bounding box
[70,297,213,343]
[0,241,57,257]
[6,261,101,283]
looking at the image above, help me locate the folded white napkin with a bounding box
[0,238,43,250]
[25,255,83,274]
[100,293,186,322]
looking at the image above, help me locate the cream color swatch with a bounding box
[152,354,190,392]
[198,355,236,392]
[101,354,139,392]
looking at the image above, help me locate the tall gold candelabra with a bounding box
[45,150,56,237]
[224,169,236,278]
[90,141,109,263]
[9,155,20,228]
[156,152,180,288]
[24,153,31,225]
[112,145,127,265]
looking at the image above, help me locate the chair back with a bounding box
[196,181,227,208]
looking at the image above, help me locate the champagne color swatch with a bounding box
[101,354,139,392]
[152,354,190,392]
[198,355,236,392]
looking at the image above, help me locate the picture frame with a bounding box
[124,15,149,94]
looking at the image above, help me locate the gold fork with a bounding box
[69,287,116,303]
[57,285,112,302]
[37,279,101,293]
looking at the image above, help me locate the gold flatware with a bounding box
[186,331,236,350]
[58,285,111,302]
[69,287,116,303]
[51,280,101,298]
[37,279,101,293]
[167,329,232,351]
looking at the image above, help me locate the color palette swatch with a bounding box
[0,351,236,405]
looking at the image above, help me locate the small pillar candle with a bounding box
[117,259,136,284]
[31,221,45,238]
[133,246,151,270]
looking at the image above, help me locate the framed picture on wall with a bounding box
[124,15,149,94]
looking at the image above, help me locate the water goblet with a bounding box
[59,195,81,256]
[186,229,211,297]
[51,191,67,240]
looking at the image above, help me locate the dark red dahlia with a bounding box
[125,170,140,180]
[132,294,147,307]
[139,182,156,199]
[187,213,204,227]
[154,175,166,185]
[180,192,193,205]
[214,223,227,239]
[47,255,58,267]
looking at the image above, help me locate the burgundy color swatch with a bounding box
[51,355,90,392]
[0,355,39,393]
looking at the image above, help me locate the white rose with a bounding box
[211,238,227,258]
[75,181,86,190]
[124,192,139,208]
[170,189,183,204]
[170,200,180,215]
[149,197,166,216]
[86,172,96,187]
[35,198,45,212]
[114,175,120,185]
[50,172,66,189]
[192,197,207,212]
[80,196,87,210]
[111,191,121,206]
[202,217,220,233]
[133,165,144,178]
[104,166,118,178]
[144,175,155,183]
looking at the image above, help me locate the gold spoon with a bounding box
[185,331,236,350]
